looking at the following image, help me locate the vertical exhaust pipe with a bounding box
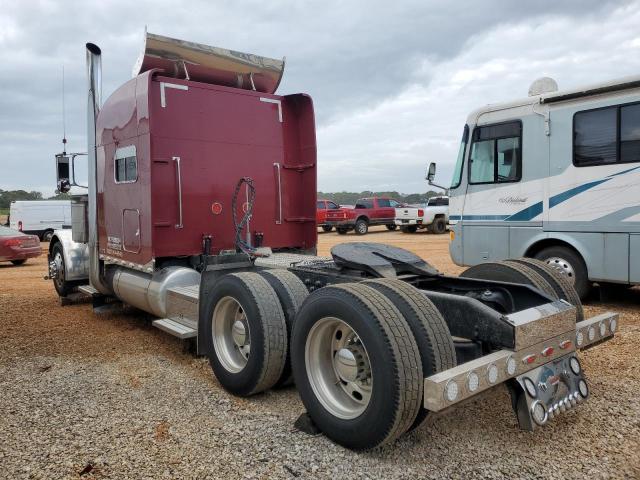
[86,43,110,294]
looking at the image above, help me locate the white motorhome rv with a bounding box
[9,200,72,241]
[428,75,640,299]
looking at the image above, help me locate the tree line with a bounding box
[317,190,442,206]
[0,189,71,209]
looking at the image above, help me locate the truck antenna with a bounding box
[62,64,67,154]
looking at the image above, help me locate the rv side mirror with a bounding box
[427,162,437,182]
[56,154,71,193]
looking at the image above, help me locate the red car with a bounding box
[325,197,403,235]
[0,225,41,265]
[316,199,341,232]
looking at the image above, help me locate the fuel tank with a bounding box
[107,266,200,317]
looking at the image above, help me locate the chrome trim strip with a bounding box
[273,162,282,224]
[160,82,188,108]
[173,156,183,229]
[260,97,283,122]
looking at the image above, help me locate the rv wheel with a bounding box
[364,278,456,430]
[291,283,422,450]
[460,261,559,300]
[509,258,584,321]
[534,246,590,300]
[206,272,287,396]
[259,269,309,386]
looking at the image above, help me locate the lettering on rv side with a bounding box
[498,196,528,204]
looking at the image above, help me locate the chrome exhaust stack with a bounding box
[86,43,110,295]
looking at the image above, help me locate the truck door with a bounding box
[376,198,395,222]
[461,121,523,264]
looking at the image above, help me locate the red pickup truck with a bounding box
[316,199,341,232]
[325,197,402,235]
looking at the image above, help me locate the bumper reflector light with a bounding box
[588,326,596,342]
[445,380,459,402]
[522,354,537,365]
[599,322,606,337]
[541,347,554,357]
[610,318,617,333]
[569,356,581,375]
[578,379,589,399]
[559,339,572,349]
[467,371,479,392]
[531,400,548,426]
[487,364,498,384]
[576,331,584,347]
[523,377,537,398]
[506,356,517,376]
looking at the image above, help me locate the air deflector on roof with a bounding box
[132,30,285,94]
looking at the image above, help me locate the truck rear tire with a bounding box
[337,227,348,235]
[400,225,418,234]
[322,226,333,232]
[509,258,584,321]
[533,246,591,300]
[206,272,287,396]
[364,278,456,430]
[430,217,447,234]
[11,259,26,266]
[291,283,422,450]
[386,224,398,231]
[259,269,309,386]
[460,261,559,300]
[354,219,368,235]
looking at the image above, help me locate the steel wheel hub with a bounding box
[212,297,251,373]
[544,256,575,284]
[305,317,372,419]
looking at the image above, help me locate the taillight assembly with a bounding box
[418,209,424,217]
[4,238,21,247]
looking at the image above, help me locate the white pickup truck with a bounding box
[395,196,449,234]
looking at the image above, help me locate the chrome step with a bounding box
[77,284,100,296]
[153,318,197,339]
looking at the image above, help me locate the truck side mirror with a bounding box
[56,154,71,193]
[426,162,437,182]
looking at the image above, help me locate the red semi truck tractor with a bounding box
[48,32,618,451]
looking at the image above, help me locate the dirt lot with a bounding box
[0,227,639,479]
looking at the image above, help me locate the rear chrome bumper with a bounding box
[423,311,618,426]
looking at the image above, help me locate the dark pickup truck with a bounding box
[324,197,403,235]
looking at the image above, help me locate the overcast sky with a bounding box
[2,0,640,196]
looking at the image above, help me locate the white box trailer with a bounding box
[433,75,640,299]
[9,200,71,241]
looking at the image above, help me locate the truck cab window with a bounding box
[114,145,137,183]
[327,201,339,209]
[469,121,521,184]
[450,125,468,188]
[355,199,373,209]
[377,199,391,207]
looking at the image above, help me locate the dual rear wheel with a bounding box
[204,272,456,450]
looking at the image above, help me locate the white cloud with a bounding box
[317,2,640,193]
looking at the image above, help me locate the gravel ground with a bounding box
[0,230,639,479]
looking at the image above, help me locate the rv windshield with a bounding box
[450,125,469,188]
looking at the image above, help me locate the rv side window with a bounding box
[469,121,521,184]
[114,145,137,183]
[574,102,640,166]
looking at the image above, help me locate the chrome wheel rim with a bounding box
[53,252,65,289]
[544,256,575,284]
[212,296,250,373]
[356,223,366,234]
[305,317,372,419]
